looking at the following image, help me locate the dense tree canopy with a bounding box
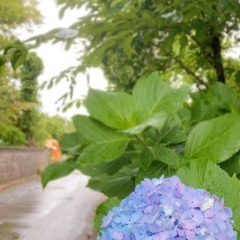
[0,1,72,147]
[26,0,240,93]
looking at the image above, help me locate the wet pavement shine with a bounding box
[0,171,106,240]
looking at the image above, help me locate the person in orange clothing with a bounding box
[45,139,61,162]
[51,140,61,161]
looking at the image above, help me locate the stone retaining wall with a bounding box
[0,147,50,183]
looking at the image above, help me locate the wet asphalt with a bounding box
[0,171,106,240]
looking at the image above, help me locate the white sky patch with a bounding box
[15,0,108,119]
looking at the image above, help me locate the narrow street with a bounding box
[0,171,106,240]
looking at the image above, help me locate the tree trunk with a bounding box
[211,36,225,83]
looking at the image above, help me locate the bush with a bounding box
[0,125,26,146]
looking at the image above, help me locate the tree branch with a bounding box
[175,58,207,87]
[187,34,215,67]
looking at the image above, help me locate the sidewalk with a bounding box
[0,171,106,240]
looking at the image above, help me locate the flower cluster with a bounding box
[98,176,237,240]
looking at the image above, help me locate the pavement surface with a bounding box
[0,171,106,240]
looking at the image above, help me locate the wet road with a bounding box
[0,171,106,240]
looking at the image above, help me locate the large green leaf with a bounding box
[190,100,218,124]
[94,197,120,232]
[209,82,238,112]
[121,112,167,134]
[176,159,240,232]
[73,115,129,164]
[41,160,77,188]
[86,89,139,129]
[133,72,189,116]
[185,114,240,163]
[87,167,136,199]
[60,131,86,151]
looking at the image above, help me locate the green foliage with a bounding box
[0,0,42,32]
[73,115,129,165]
[87,166,136,199]
[94,197,120,232]
[0,125,26,146]
[0,74,34,125]
[0,0,42,68]
[0,40,29,70]
[60,131,86,151]
[133,72,190,116]
[219,152,240,177]
[33,113,73,147]
[41,72,240,233]
[185,113,240,163]
[86,89,139,129]
[135,161,172,184]
[18,52,44,146]
[27,0,240,99]
[41,159,77,188]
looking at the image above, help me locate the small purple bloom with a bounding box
[98,176,237,240]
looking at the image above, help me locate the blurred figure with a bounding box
[45,139,61,162]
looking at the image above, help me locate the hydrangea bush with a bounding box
[98,176,237,240]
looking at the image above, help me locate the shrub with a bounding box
[0,125,26,146]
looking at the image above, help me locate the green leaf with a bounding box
[122,35,133,59]
[176,159,240,232]
[87,167,136,199]
[140,148,155,170]
[219,152,240,176]
[135,161,173,184]
[152,146,180,168]
[185,114,240,163]
[121,112,167,134]
[190,100,218,123]
[4,40,28,70]
[58,5,68,20]
[86,89,139,129]
[10,49,28,70]
[41,160,77,188]
[0,56,6,66]
[60,131,86,151]
[133,72,189,116]
[179,35,188,51]
[73,115,129,164]
[78,152,134,176]
[158,117,187,144]
[94,197,120,232]
[209,82,238,112]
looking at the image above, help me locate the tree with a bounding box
[0,0,42,39]
[0,0,42,70]
[28,0,240,93]
[18,52,44,146]
[0,66,33,125]
[0,0,42,126]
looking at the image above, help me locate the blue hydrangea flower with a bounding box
[98,175,237,240]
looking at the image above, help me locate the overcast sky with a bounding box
[15,0,108,119]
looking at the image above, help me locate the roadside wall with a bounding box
[0,147,50,183]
